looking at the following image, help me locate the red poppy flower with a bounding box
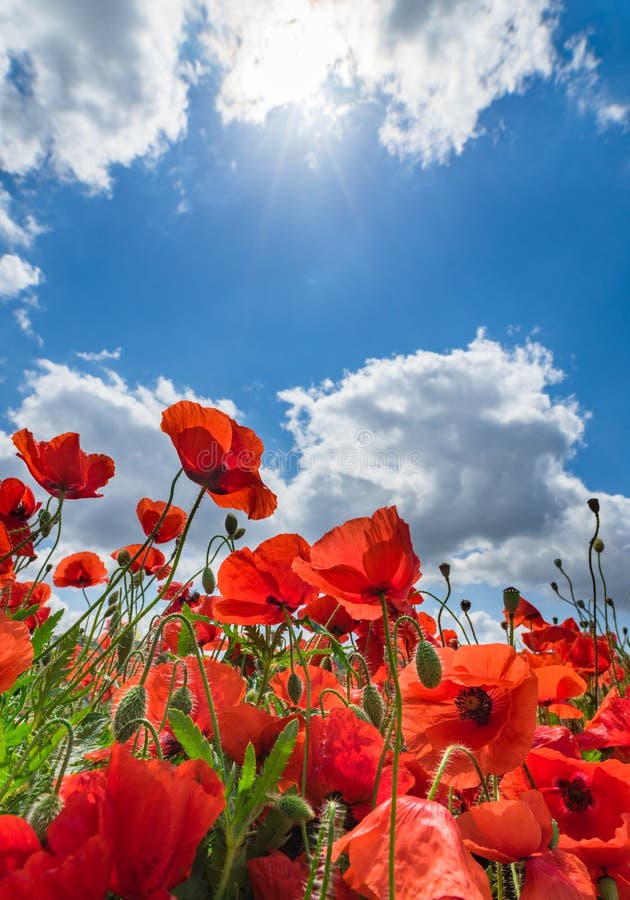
[302,593,358,638]
[457,790,553,863]
[0,478,40,558]
[136,498,187,543]
[0,816,41,876]
[534,664,587,719]
[510,597,547,630]
[270,664,347,711]
[53,552,108,589]
[579,688,630,756]
[161,594,218,650]
[160,400,277,520]
[0,612,34,693]
[0,524,14,584]
[400,643,538,789]
[292,506,421,621]
[1,580,51,630]
[214,534,317,625]
[520,850,596,900]
[501,748,630,869]
[332,795,492,900]
[247,851,358,900]
[111,544,166,576]
[532,725,581,758]
[12,430,114,500]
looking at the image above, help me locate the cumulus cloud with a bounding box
[1,337,629,615]
[204,0,558,164]
[0,252,41,297]
[0,0,197,190]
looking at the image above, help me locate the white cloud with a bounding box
[0,0,197,190]
[75,348,122,363]
[0,187,45,247]
[13,306,43,345]
[561,34,629,130]
[0,252,41,297]
[203,0,558,165]
[2,338,630,617]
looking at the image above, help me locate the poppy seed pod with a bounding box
[587,497,600,514]
[414,640,442,689]
[553,558,562,568]
[362,682,385,729]
[169,685,194,716]
[593,538,605,553]
[503,586,520,614]
[113,684,147,743]
[286,672,303,706]
[201,566,216,594]
[117,549,132,567]
[27,792,63,842]
[460,598,471,612]
[439,562,451,580]
[276,793,315,823]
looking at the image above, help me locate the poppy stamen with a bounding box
[454,686,493,726]
[557,776,592,812]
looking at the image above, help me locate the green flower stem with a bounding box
[427,745,491,802]
[379,594,403,900]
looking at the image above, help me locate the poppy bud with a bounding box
[460,599,471,612]
[117,626,134,669]
[439,562,451,580]
[320,656,333,671]
[201,566,216,594]
[108,608,120,633]
[587,497,600,515]
[225,513,239,536]
[169,685,194,716]
[593,538,604,553]
[113,684,147,743]
[607,597,615,607]
[362,683,384,729]
[107,591,120,609]
[233,527,246,540]
[117,549,132,567]
[27,792,63,842]
[598,876,619,900]
[132,571,144,587]
[286,672,303,706]
[553,558,562,568]
[349,704,372,723]
[503,586,520,614]
[549,818,559,850]
[38,509,53,538]
[550,581,559,593]
[276,793,315,822]
[414,641,442,689]
[552,616,558,625]
[576,599,586,609]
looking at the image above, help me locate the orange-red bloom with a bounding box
[292,506,421,621]
[332,795,492,900]
[0,524,14,584]
[160,400,277,520]
[0,612,33,693]
[534,664,587,719]
[214,534,317,625]
[12,430,114,500]
[400,643,538,789]
[136,498,187,543]
[0,478,40,558]
[111,544,166,576]
[457,790,553,863]
[53,552,108,589]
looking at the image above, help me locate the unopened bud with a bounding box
[607,597,615,608]
[107,591,120,609]
[587,497,600,515]
[553,558,562,569]
[201,567,216,595]
[503,586,520,614]
[224,513,239,536]
[593,538,604,553]
[27,792,63,842]
[460,599,471,612]
[349,704,372,723]
[414,641,442,689]
[131,570,144,587]
[438,562,451,580]
[286,672,303,706]
[169,685,194,716]
[597,876,619,900]
[576,599,586,609]
[552,617,558,625]
[233,527,246,540]
[113,684,147,743]
[276,793,315,822]
[362,683,384,729]
[320,656,332,671]
[117,626,134,669]
[38,509,53,538]
[117,549,132,567]
[550,581,559,593]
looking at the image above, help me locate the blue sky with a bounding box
[0,0,629,628]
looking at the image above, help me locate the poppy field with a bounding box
[0,400,628,900]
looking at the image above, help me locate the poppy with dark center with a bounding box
[110,544,167,576]
[578,687,630,757]
[136,497,187,543]
[12,430,114,500]
[160,400,277,520]
[501,748,630,869]
[292,506,421,621]
[214,533,317,625]
[400,643,538,789]
[53,552,108,589]
[0,580,52,631]
[0,478,40,557]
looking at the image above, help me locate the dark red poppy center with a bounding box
[454,686,493,726]
[557,776,592,813]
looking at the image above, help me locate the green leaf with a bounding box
[237,742,256,795]
[247,719,298,814]
[168,708,215,767]
[32,610,64,657]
